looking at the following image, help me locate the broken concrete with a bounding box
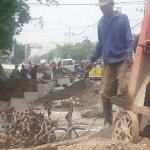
[81,110,97,118]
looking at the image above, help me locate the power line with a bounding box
[26,1,145,6]
[22,24,97,32]
[131,21,142,30]
[74,22,98,35]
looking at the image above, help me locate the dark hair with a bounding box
[15,65,18,68]
[22,65,25,68]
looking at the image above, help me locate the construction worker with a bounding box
[12,65,20,78]
[85,0,133,128]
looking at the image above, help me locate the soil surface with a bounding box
[0,78,46,102]
[59,138,149,150]
[37,64,51,72]
[78,89,101,110]
[53,68,77,83]
[45,79,94,100]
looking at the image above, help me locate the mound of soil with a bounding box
[37,65,51,73]
[59,138,149,150]
[0,78,46,102]
[45,79,94,100]
[78,85,101,110]
[53,68,77,83]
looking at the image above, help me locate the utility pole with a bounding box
[82,36,89,60]
[25,44,28,61]
[60,23,79,58]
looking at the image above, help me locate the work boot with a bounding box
[103,100,113,128]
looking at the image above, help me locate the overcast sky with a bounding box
[15,0,145,56]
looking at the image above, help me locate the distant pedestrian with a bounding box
[20,65,28,78]
[52,62,57,71]
[12,65,20,78]
[30,65,38,79]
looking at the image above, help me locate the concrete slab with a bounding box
[47,83,54,94]
[38,84,47,98]
[57,78,70,87]
[24,92,38,102]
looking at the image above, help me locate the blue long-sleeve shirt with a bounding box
[90,11,133,64]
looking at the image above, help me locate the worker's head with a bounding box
[22,65,25,69]
[15,65,18,68]
[97,0,114,17]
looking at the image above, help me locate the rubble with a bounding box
[53,68,77,83]
[81,104,104,118]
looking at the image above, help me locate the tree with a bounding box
[11,43,31,64]
[34,39,96,63]
[0,0,31,52]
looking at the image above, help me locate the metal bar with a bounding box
[111,96,150,117]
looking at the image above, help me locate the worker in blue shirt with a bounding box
[85,0,133,128]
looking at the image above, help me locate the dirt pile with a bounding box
[37,65,51,73]
[79,84,101,110]
[59,138,149,150]
[0,78,46,102]
[53,68,77,82]
[45,79,94,100]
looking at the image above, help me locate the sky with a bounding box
[15,0,145,56]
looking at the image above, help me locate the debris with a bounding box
[81,104,104,118]
[53,68,77,83]
[0,107,58,149]
[81,110,96,118]
[93,104,104,117]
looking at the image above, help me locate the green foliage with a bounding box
[11,43,31,64]
[52,39,96,61]
[0,0,30,51]
[34,39,96,62]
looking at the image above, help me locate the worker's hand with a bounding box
[125,56,133,68]
[85,61,94,73]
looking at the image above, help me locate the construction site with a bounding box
[1,0,150,150]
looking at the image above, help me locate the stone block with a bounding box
[24,92,38,102]
[38,84,47,98]
[81,110,96,118]
[93,104,103,116]
[57,78,70,87]
[47,83,54,94]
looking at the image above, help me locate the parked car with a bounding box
[59,59,75,72]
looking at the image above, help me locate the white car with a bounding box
[59,59,75,72]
